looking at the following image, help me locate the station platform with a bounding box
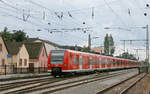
[0,73,51,81]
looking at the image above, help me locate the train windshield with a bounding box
[51,50,65,64]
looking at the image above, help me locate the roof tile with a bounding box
[25,42,43,58]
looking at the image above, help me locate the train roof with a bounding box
[52,49,138,62]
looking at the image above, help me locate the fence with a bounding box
[0,65,47,75]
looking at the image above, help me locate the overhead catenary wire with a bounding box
[0,0,148,49]
[0,0,93,44]
[26,0,83,26]
[0,0,76,32]
[0,0,68,26]
[103,0,127,26]
[0,10,48,29]
[23,0,90,33]
[131,0,150,22]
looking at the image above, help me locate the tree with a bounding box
[119,52,137,60]
[12,30,28,42]
[1,27,13,41]
[109,34,115,55]
[104,34,109,55]
[1,27,28,42]
[82,47,91,52]
[104,34,115,56]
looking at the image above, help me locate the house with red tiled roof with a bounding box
[0,36,8,65]
[5,41,29,73]
[25,42,48,73]
[91,46,104,54]
[27,38,62,55]
[0,36,8,74]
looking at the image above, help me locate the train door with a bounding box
[99,57,102,68]
[79,56,82,70]
[89,56,92,69]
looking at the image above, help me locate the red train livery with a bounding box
[47,49,139,76]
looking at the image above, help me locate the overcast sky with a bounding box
[0,0,149,60]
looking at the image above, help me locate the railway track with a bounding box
[0,73,90,91]
[2,69,135,94]
[0,77,57,91]
[96,73,147,94]
[0,76,53,86]
[0,75,85,92]
[119,73,148,94]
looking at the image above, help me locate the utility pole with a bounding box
[142,24,149,72]
[88,34,100,50]
[145,25,149,64]
[120,40,126,52]
[108,36,110,55]
[134,49,139,60]
[120,39,146,53]
[88,34,91,50]
[134,49,146,60]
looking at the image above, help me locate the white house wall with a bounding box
[45,43,61,55]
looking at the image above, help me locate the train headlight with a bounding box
[64,64,66,66]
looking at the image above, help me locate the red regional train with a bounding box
[47,49,140,77]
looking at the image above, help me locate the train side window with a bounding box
[89,56,92,65]
[110,59,112,65]
[96,58,98,65]
[79,56,82,65]
[96,58,99,65]
[93,58,96,65]
[117,61,119,65]
[88,57,90,65]
[76,56,79,65]
[82,58,85,65]
[101,59,103,64]
[113,60,116,66]
[99,58,101,64]
[99,58,102,65]
[73,56,76,65]
[106,59,108,65]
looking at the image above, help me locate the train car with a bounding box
[47,49,140,77]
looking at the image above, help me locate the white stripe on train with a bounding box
[48,66,138,73]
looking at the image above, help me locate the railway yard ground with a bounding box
[0,73,51,81]
[1,69,150,94]
[123,73,150,94]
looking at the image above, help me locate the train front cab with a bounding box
[48,50,68,77]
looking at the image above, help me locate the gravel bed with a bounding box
[0,73,51,82]
[47,69,138,94]
[98,73,146,94]
[124,73,150,94]
[0,75,52,85]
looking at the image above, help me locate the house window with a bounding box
[19,59,22,66]
[2,59,5,66]
[0,43,2,51]
[42,50,45,56]
[24,59,27,66]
